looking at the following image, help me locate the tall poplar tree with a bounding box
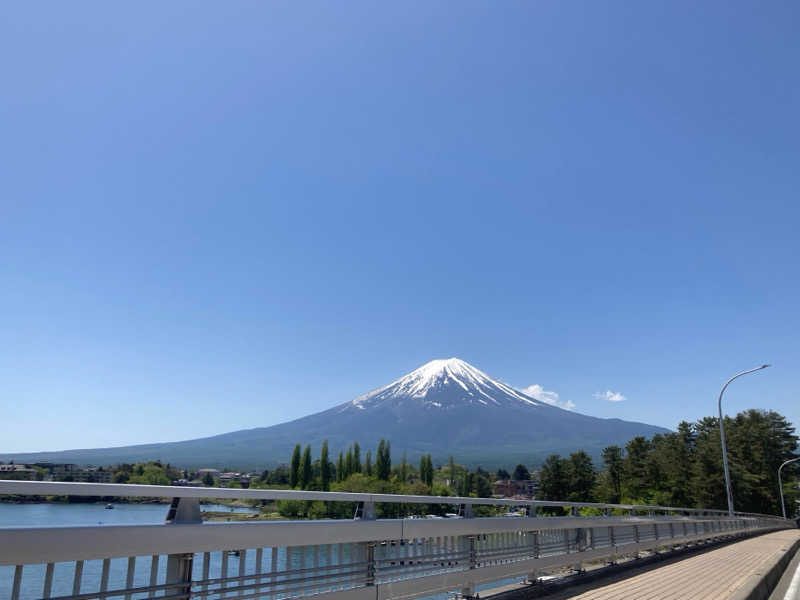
[400,452,408,483]
[353,442,361,473]
[376,439,391,480]
[320,440,331,491]
[365,450,373,477]
[345,447,354,479]
[336,451,344,482]
[300,445,312,489]
[424,455,433,486]
[601,445,623,503]
[289,444,301,489]
[419,454,431,487]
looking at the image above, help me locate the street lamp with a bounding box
[717,364,771,516]
[778,457,800,519]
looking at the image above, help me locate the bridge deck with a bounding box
[488,529,800,600]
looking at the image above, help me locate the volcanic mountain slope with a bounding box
[0,358,669,468]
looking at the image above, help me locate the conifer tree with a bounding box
[365,450,373,477]
[425,455,433,486]
[289,444,301,489]
[336,451,344,482]
[299,445,312,489]
[512,464,530,480]
[567,450,596,502]
[376,439,391,480]
[320,440,331,491]
[345,447,354,479]
[419,454,431,487]
[601,445,623,503]
[400,452,408,483]
[353,442,361,473]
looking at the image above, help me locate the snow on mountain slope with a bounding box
[345,357,543,411]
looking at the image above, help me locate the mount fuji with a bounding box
[0,358,669,468]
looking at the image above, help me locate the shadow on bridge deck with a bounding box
[482,529,800,600]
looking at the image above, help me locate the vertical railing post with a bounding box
[366,542,376,587]
[11,565,23,600]
[165,497,201,599]
[462,538,476,600]
[527,531,540,586]
[166,553,194,599]
[468,535,477,569]
[355,502,376,520]
[608,526,617,566]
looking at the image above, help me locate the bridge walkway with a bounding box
[484,529,800,600]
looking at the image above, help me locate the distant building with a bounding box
[173,479,203,487]
[0,464,37,480]
[72,467,113,483]
[33,463,79,480]
[493,479,539,499]
[197,468,221,480]
[218,472,251,488]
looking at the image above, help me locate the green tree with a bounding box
[600,445,623,503]
[300,445,312,489]
[512,464,530,480]
[400,452,408,483]
[473,472,493,497]
[496,468,510,480]
[290,444,301,489]
[202,472,215,487]
[320,440,331,491]
[365,450,373,477]
[538,454,569,501]
[353,442,361,473]
[336,451,344,482]
[623,436,651,501]
[567,450,596,502]
[459,470,473,497]
[419,454,433,487]
[345,447,354,479]
[376,440,391,481]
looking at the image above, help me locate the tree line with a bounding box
[287,439,432,491]
[537,409,798,515]
[272,409,798,517]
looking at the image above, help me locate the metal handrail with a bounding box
[0,480,778,518]
[0,479,790,600]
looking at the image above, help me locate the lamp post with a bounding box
[717,364,770,516]
[778,457,800,519]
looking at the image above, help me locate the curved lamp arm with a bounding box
[778,456,800,519]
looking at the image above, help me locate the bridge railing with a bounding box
[0,481,792,600]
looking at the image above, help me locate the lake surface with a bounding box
[0,502,257,528]
[0,503,517,599]
[0,502,259,599]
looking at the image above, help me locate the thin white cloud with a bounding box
[520,384,576,411]
[594,390,627,402]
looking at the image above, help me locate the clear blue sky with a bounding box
[2,1,798,453]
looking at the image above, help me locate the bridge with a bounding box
[0,481,795,600]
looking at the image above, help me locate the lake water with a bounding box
[0,502,258,599]
[0,501,256,528]
[0,503,518,599]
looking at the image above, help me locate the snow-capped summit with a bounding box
[347,357,542,411]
